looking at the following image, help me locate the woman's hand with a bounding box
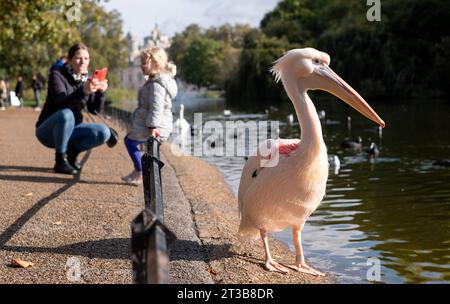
[149,128,160,138]
[83,78,99,95]
[97,79,108,93]
[83,79,108,95]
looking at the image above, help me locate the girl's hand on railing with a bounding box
[149,128,160,138]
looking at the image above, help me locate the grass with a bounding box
[19,88,136,108]
[201,89,224,99]
[105,87,136,106]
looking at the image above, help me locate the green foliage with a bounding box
[0,0,79,79]
[78,3,128,87]
[0,0,127,89]
[181,37,224,87]
[226,30,297,107]
[227,0,450,105]
[169,24,203,71]
[169,23,252,89]
[105,87,136,106]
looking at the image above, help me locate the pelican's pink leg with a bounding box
[260,229,290,274]
[285,228,326,276]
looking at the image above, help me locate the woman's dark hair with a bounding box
[67,43,89,59]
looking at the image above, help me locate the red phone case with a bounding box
[93,68,108,81]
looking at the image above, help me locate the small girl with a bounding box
[122,47,178,185]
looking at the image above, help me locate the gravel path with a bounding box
[0,108,142,283]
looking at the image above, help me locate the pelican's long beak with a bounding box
[315,65,385,128]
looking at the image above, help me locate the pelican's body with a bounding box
[239,134,328,238]
[237,48,385,275]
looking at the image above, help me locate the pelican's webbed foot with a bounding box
[285,256,325,276]
[264,258,290,274]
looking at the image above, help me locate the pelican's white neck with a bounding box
[281,75,324,148]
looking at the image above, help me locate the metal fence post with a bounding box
[105,106,175,284]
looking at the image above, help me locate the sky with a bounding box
[103,0,279,42]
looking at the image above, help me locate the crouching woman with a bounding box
[35,43,111,175]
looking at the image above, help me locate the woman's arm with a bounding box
[87,91,106,114]
[48,70,90,109]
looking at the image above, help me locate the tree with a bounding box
[0,0,78,79]
[228,0,450,105]
[168,23,202,72]
[78,2,128,86]
[181,37,224,87]
[0,0,128,88]
[170,23,251,89]
[225,30,295,107]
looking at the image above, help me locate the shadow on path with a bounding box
[0,151,91,248]
[2,237,130,260]
[2,238,236,262]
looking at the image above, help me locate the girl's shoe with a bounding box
[121,171,142,186]
[121,175,142,186]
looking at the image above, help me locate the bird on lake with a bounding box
[341,136,362,150]
[174,104,190,137]
[377,125,383,139]
[318,110,326,120]
[365,142,380,158]
[237,48,385,275]
[328,154,341,175]
[287,113,295,125]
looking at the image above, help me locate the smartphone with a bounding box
[92,67,108,81]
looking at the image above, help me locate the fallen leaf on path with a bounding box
[23,192,33,197]
[207,267,217,275]
[10,258,34,268]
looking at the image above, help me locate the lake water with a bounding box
[122,95,450,283]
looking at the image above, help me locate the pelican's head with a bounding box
[271,48,385,128]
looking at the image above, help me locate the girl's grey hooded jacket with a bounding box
[128,74,178,141]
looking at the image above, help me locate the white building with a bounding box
[120,24,171,90]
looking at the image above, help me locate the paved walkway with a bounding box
[0,108,211,283]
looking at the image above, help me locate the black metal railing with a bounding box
[103,105,133,132]
[103,106,175,284]
[131,137,175,284]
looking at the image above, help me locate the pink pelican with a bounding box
[238,48,385,275]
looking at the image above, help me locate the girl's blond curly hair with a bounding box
[140,47,176,77]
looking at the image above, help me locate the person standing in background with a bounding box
[32,74,43,111]
[15,76,24,107]
[5,80,11,106]
[0,79,7,110]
